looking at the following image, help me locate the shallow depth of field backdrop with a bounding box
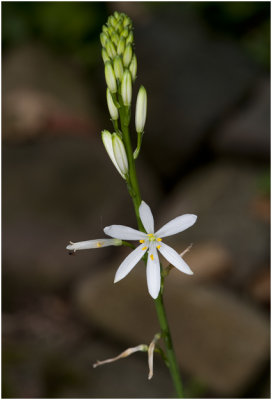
[2,2,270,398]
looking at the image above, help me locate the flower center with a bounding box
[147,233,156,242]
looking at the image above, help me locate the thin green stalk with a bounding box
[119,104,184,398]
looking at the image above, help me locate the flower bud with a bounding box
[121,69,132,106]
[123,16,132,28]
[101,130,126,179]
[112,133,128,176]
[111,32,119,47]
[113,56,124,81]
[100,32,108,48]
[102,25,109,35]
[107,88,118,120]
[105,61,117,93]
[121,27,129,38]
[123,44,133,67]
[135,86,147,133]
[66,238,122,252]
[115,21,123,34]
[117,37,126,55]
[105,40,116,59]
[129,54,137,82]
[126,31,134,46]
[114,11,120,20]
[102,48,110,63]
[108,15,117,28]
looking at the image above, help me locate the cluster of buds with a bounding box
[100,11,147,177]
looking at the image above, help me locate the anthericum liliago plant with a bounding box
[66,11,197,398]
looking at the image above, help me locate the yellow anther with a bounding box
[96,242,103,248]
[139,239,145,243]
[150,254,154,261]
[147,233,153,237]
[142,246,147,250]
[156,245,161,249]
[157,238,162,242]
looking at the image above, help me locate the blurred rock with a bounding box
[163,241,233,282]
[246,267,270,305]
[157,161,269,286]
[212,78,269,159]
[74,266,269,396]
[3,136,162,296]
[130,5,259,178]
[2,43,98,142]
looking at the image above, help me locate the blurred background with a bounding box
[2,1,270,398]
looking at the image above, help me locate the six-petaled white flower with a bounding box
[104,201,197,299]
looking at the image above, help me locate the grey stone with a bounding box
[157,161,270,285]
[74,265,269,396]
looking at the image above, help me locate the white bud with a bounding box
[121,69,132,106]
[123,44,133,67]
[66,238,122,252]
[105,61,117,93]
[129,54,137,82]
[105,40,116,59]
[113,56,124,81]
[101,130,126,179]
[106,88,118,120]
[102,48,110,63]
[135,86,147,133]
[112,133,128,177]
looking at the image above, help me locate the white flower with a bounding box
[66,238,122,253]
[104,201,197,299]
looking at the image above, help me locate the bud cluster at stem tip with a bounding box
[101,11,137,106]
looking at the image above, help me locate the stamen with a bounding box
[139,239,145,243]
[96,241,103,248]
[150,254,154,261]
[142,246,147,250]
[157,238,162,242]
[147,233,153,237]
[156,245,161,249]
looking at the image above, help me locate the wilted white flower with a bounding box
[104,201,197,299]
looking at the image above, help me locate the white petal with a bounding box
[155,214,197,238]
[158,242,193,275]
[104,225,146,240]
[114,244,147,282]
[139,201,154,233]
[146,243,161,299]
[101,130,125,178]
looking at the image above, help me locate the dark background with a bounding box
[2,2,270,398]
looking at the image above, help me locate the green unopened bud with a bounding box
[115,21,123,34]
[107,88,118,120]
[129,54,137,82]
[121,69,132,106]
[121,28,129,39]
[117,37,126,55]
[102,48,110,63]
[101,130,127,179]
[108,15,117,28]
[114,11,120,20]
[102,25,109,35]
[112,133,128,177]
[113,56,124,81]
[123,16,132,28]
[105,61,117,93]
[126,31,134,46]
[111,32,119,47]
[123,44,133,67]
[135,86,147,133]
[105,40,116,59]
[100,32,108,48]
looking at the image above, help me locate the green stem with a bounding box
[155,292,184,397]
[118,103,184,398]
